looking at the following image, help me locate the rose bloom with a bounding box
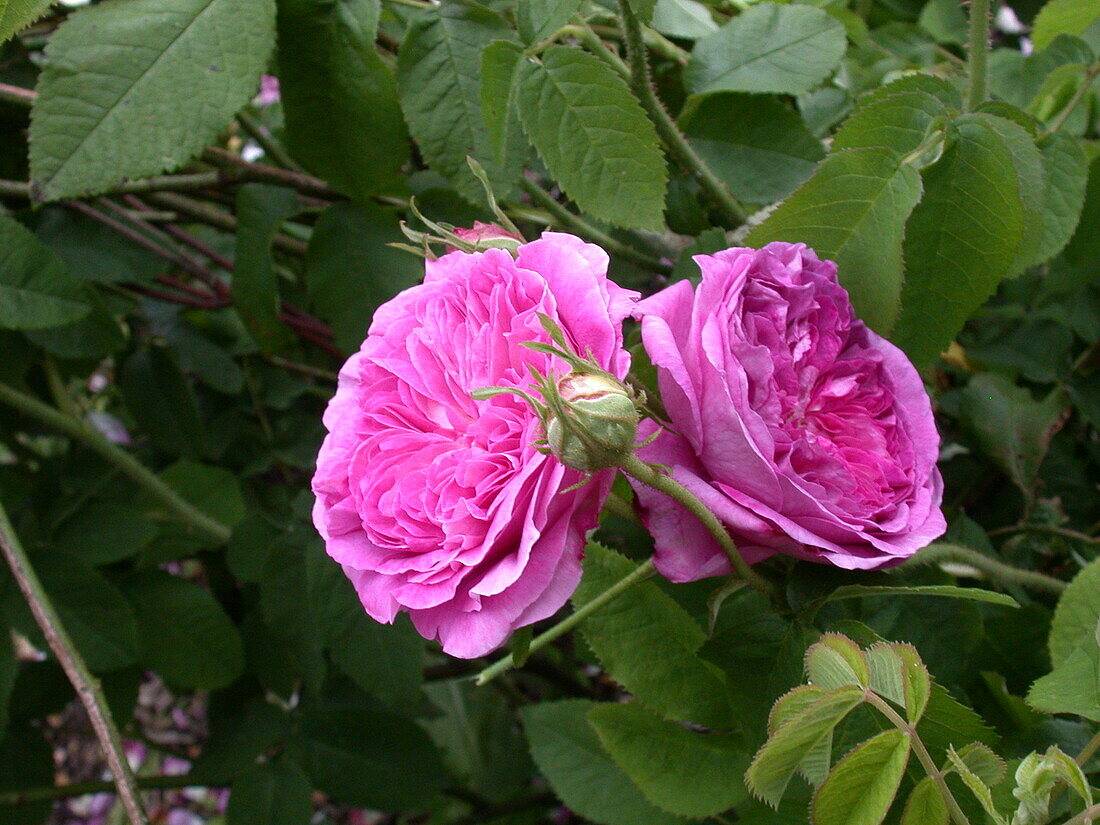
[632,242,945,579]
[312,233,636,658]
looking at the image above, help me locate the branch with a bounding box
[0,774,206,806]
[0,502,149,825]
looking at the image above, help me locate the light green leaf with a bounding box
[745,147,922,336]
[1050,557,1100,668]
[685,3,846,96]
[865,642,931,723]
[588,702,749,818]
[278,0,408,199]
[574,544,732,728]
[900,777,948,825]
[892,113,1045,368]
[0,215,89,330]
[1031,0,1100,51]
[823,584,1019,609]
[516,0,582,43]
[811,729,910,825]
[227,757,313,825]
[1026,638,1100,721]
[124,570,244,689]
[234,184,298,353]
[945,746,1008,824]
[832,75,959,155]
[768,686,833,786]
[396,2,519,204]
[746,686,865,808]
[521,700,688,825]
[30,0,275,200]
[1033,131,1089,264]
[950,743,1006,786]
[679,92,824,205]
[652,0,717,39]
[806,634,870,691]
[517,46,667,230]
[0,0,51,44]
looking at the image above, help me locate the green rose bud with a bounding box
[545,372,639,472]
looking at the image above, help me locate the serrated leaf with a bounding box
[832,75,959,155]
[588,702,749,818]
[574,544,732,728]
[686,3,846,96]
[29,0,275,200]
[1049,550,1100,669]
[1026,638,1100,721]
[811,729,910,825]
[900,777,948,825]
[746,686,865,808]
[806,634,870,691]
[951,743,1006,785]
[0,215,89,331]
[521,700,688,825]
[652,0,717,39]
[1033,131,1089,264]
[768,687,833,786]
[945,746,1007,824]
[1039,745,1093,806]
[865,642,931,723]
[278,0,408,199]
[516,46,666,230]
[227,757,313,825]
[481,40,524,161]
[0,0,51,44]
[892,113,1046,368]
[1031,0,1100,51]
[895,644,931,723]
[745,147,922,336]
[679,92,824,205]
[823,584,1019,609]
[396,1,519,204]
[516,0,582,43]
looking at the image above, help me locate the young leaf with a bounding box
[768,687,833,787]
[746,686,865,808]
[574,544,733,728]
[900,777,948,825]
[866,642,931,723]
[832,75,958,155]
[685,3,846,96]
[1026,636,1100,721]
[588,702,750,818]
[810,729,911,825]
[0,215,89,330]
[948,743,1006,786]
[805,635,870,691]
[0,0,52,43]
[945,745,1008,825]
[1037,746,1092,807]
[30,0,276,200]
[516,46,667,230]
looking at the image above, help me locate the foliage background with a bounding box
[0,0,1098,822]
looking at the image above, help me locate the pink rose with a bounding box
[312,233,637,658]
[632,242,945,579]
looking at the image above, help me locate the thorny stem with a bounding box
[475,558,657,684]
[0,382,232,544]
[863,692,971,825]
[618,0,748,225]
[965,0,991,110]
[0,502,150,825]
[619,453,778,598]
[903,542,1067,594]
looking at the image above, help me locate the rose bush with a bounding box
[632,242,946,579]
[311,232,636,658]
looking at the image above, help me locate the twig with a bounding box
[0,82,35,107]
[143,192,308,257]
[235,110,304,172]
[263,355,339,382]
[202,147,341,201]
[0,774,209,806]
[0,502,150,825]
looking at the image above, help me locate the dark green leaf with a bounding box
[1049,557,1100,668]
[1033,131,1089,263]
[227,757,313,825]
[118,345,206,459]
[158,459,246,532]
[516,0,582,43]
[0,214,89,330]
[825,584,1018,608]
[191,697,291,783]
[234,184,298,352]
[480,39,524,162]
[832,75,959,155]
[54,500,157,565]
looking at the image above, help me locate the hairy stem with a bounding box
[0,503,149,825]
[618,1,748,225]
[903,542,1067,594]
[0,382,231,544]
[1077,727,1100,767]
[619,453,777,597]
[986,523,1099,546]
[475,558,656,684]
[965,0,991,110]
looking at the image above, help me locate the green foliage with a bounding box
[811,729,910,825]
[234,184,299,352]
[0,214,89,330]
[227,757,313,825]
[0,0,51,43]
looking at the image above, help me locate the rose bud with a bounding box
[546,372,639,472]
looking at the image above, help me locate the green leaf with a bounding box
[234,184,298,353]
[54,501,157,565]
[158,460,246,532]
[191,698,291,783]
[304,202,422,354]
[0,0,51,43]
[588,702,750,818]
[34,205,167,285]
[745,147,922,336]
[746,685,865,808]
[958,374,1071,497]
[892,113,1046,368]
[516,46,667,230]
[277,0,408,199]
[1026,638,1100,721]
[1031,0,1100,51]
[768,687,834,786]
[832,75,959,155]
[918,0,968,45]
[516,0,582,43]
[805,634,870,691]
[950,743,1006,786]
[1049,556,1100,667]
[119,345,207,459]
[520,700,688,825]
[679,92,824,205]
[124,570,244,690]
[0,215,89,330]
[823,584,1019,609]
[480,40,524,161]
[1062,155,1100,283]
[227,757,313,825]
[1039,745,1093,806]
[652,0,717,39]
[867,643,930,724]
[29,0,276,200]
[1032,131,1089,264]
[297,704,447,810]
[685,3,847,96]
[945,746,1008,824]
[574,544,732,728]
[900,777,948,825]
[811,729,910,825]
[396,1,519,204]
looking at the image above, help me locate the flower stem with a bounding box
[0,382,231,544]
[0,502,150,825]
[617,0,748,226]
[902,542,1066,595]
[863,692,971,825]
[475,558,656,684]
[965,0,991,110]
[619,454,777,598]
